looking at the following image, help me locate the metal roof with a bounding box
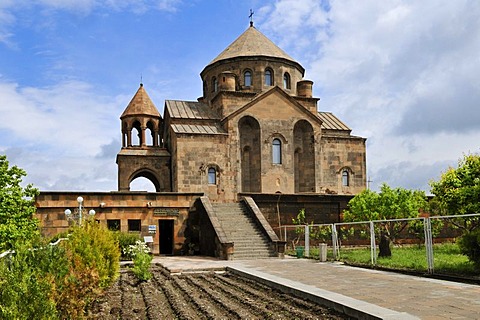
[318,112,351,131]
[165,100,220,120]
[171,123,227,135]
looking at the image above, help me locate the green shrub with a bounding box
[114,231,141,260]
[0,242,60,319]
[133,251,153,281]
[55,219,120,318]
[0,220,121,319]
[64,219,120,288]
[126,240,152,281]
[458,229,480,268]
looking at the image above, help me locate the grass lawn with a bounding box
[289,243,479,277]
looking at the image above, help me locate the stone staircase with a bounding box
[212,202,276,260]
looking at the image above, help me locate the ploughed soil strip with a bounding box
[87,265,350,319]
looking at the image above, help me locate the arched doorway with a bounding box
[129,170,162,192]
[129,177,157,192]
[294,120,315,193]
[239,116,261,192]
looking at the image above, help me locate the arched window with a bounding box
[272,138,282,164]
[342,170,350,186]
[265,69,273,86]
[208,167,216,184]
[212,77,218,92]
[244,71,252,87]
[131,120,142,146]
[283,72,291,89]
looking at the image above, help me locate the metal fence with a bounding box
[279,213,480,274]
[0,237,68,259]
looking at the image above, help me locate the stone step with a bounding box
[211,202,274,260]
[234,253,275,259]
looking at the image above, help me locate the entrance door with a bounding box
[158,220,174,255]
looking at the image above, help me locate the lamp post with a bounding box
[64,196,95,225]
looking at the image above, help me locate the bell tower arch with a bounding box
[116,84,171,192]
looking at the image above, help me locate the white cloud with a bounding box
[0,80,119,155]
[0,79,127,191]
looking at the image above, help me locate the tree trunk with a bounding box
[378,232,392,257]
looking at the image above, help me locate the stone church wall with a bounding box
[319,135,366,194]
[173,133,235,202]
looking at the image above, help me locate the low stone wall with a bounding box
[35,191,203,255]
[239,193,353,236]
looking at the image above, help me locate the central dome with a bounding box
[205,25,301,69]
[200,25,306,102]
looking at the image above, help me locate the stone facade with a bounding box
[36,192,202,255]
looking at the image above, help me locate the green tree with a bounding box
[430,154,480,267]
[430,153,480,231]
[344,184,428,257]
[0,155,39,251]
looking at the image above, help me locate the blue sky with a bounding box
[1,0,480,193]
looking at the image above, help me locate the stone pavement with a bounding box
[152,256,480,319]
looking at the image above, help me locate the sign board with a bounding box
[148,225,157,234]
[143,236,154,243]
[153,208,180,216]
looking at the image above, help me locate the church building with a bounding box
[36,23,366,259]
[118,23,365,198]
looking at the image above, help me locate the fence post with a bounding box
[332,224,339,260]
[284,226,287,242]
[304,225,310,257]
[369,221,377,265]
[424,217,434,274]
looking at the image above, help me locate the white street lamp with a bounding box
[64,196,95,225]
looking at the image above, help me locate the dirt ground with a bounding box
[87,265,351,319]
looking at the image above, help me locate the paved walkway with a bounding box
[152,256,480,319]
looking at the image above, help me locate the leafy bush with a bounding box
[63,219,120,288]
[114,231,141,260]
[0,242,59,319]
[458,229,480,268]
[55,219,120,318]
[126,240,152,281]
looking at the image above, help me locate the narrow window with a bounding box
[208,167,216,184]
[265,69,273,86]
[212,77,218,92]
[128,219,141,232]
[107,219,120,231]
[272,138,282,164]
[283,72,291,89]
[342,170,350,186]
[244,71,252,87]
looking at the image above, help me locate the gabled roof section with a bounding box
[165,100,221,120]
[318,112,351,131]
[206,26,302,69]
[222,86,323,126]
[121,84,160,119]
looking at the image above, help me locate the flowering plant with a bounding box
[123,240,150,260]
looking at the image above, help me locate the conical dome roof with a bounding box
[204,25,303,72]
[121,84,160,119]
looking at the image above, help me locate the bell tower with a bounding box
[116,84,171,192]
